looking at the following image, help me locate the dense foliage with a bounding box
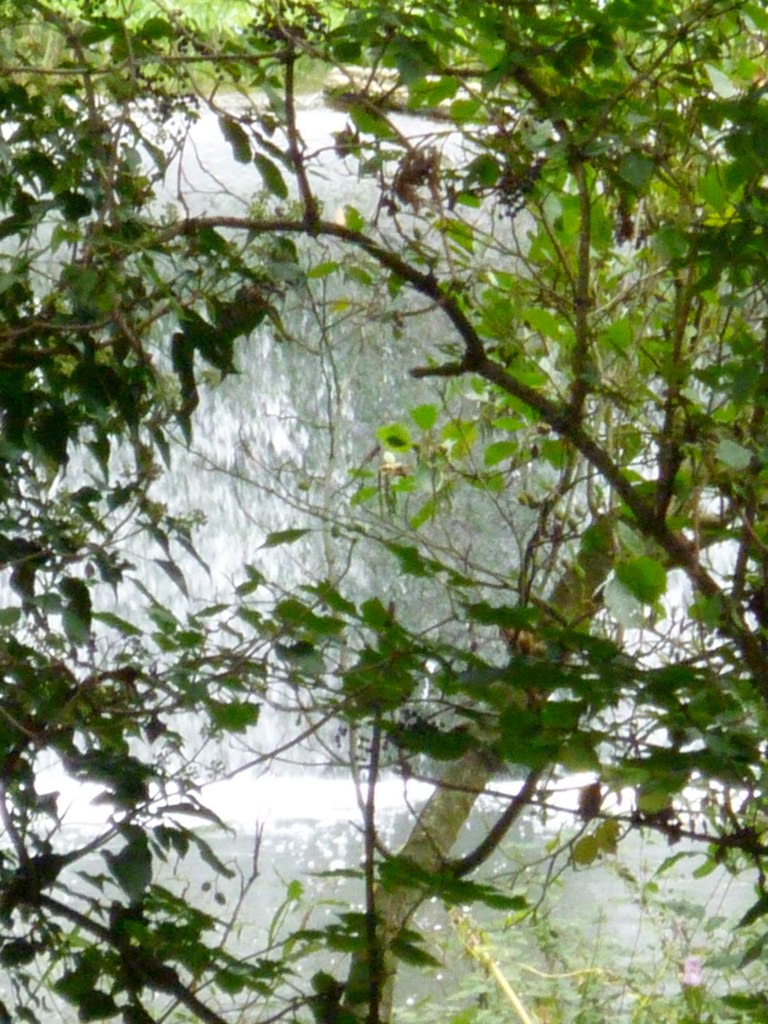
[1,0,768,1021]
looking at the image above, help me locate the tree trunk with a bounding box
[343,749,496,1019]
[343,513,617,1021]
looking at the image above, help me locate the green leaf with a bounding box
[103,830,152,903]
[522,306,562,340]
[0,939,36,967]
[740,931,768,967]
[35,407,70,466]
[465,153,500,187]
[385,542,437,577]
[275,641,325,673]
[572,835,599,866]
[558,734,600,772]
[171,331,198,442]
[450,97,481,123]
[209,700,260,732]
[441,419,477,458]
[148,604,178,634]
[408,75,458,107]
[79,15,123,44]
[61,609,89,645]
[409,495,440,530]
[0,607,20,628]
[54,955,99,1007]
[410,403,437,430]
[260,528,311,548]
[721,994,768,1020]
[360,597,392,629]
[188,832,236,879]
[236,564,266,595]
[705,63,739,98]
[436,218,474,253]
[540,438,568,469]
[390,934,441,968]
[154,558,189,597]
[379,858,527,910]
[180,308,235,374]
[60,577,92,643]
[286,879,304,900]
[636,789,673,814]
[376,422,412,451]
[219,115,252,164]
[738,893,768,928]
[138,16,175,40]
[391,37,437,83]
[93,611,142,637]
[603,318,633,352]
[463,602,538,629]
[275,597,344,634]
[348,106,394,138]
[308,261,340,279]
[614,556,667,605]
[697,166,729,213]
[448,1011,480,1024]
[253,152,288,199]
[618,152,656,189]
[715,438,752,470]
[74,990,119,1022]
[213,966,250,995]
[594,819,620,855]
[653,224,688,261]
[56,190,92,221]
[483,440,517,466]
[304,579,356,616]
[343,205,365,231]
[392,723,472,760]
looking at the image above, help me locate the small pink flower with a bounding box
[682,955,703,987]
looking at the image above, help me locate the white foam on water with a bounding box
[35,755,435,834]
[198,772,435,828]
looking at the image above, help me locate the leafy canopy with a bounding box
[1,0,768,1022]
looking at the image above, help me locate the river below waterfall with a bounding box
[45,759,755,1018]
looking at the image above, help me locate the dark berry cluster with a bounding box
[250,1,326,45]
[498,154,546,219]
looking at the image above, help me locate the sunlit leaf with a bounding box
[410,403,437,430]
[308,261,340,278]
[483,440,517,466]
[614,557,667,605]
[376,422,412,450]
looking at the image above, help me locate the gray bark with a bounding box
[343,514,617,1021]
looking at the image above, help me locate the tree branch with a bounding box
[450,769,542,878]
[39,895,231,1024]
[160,212,768,692]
